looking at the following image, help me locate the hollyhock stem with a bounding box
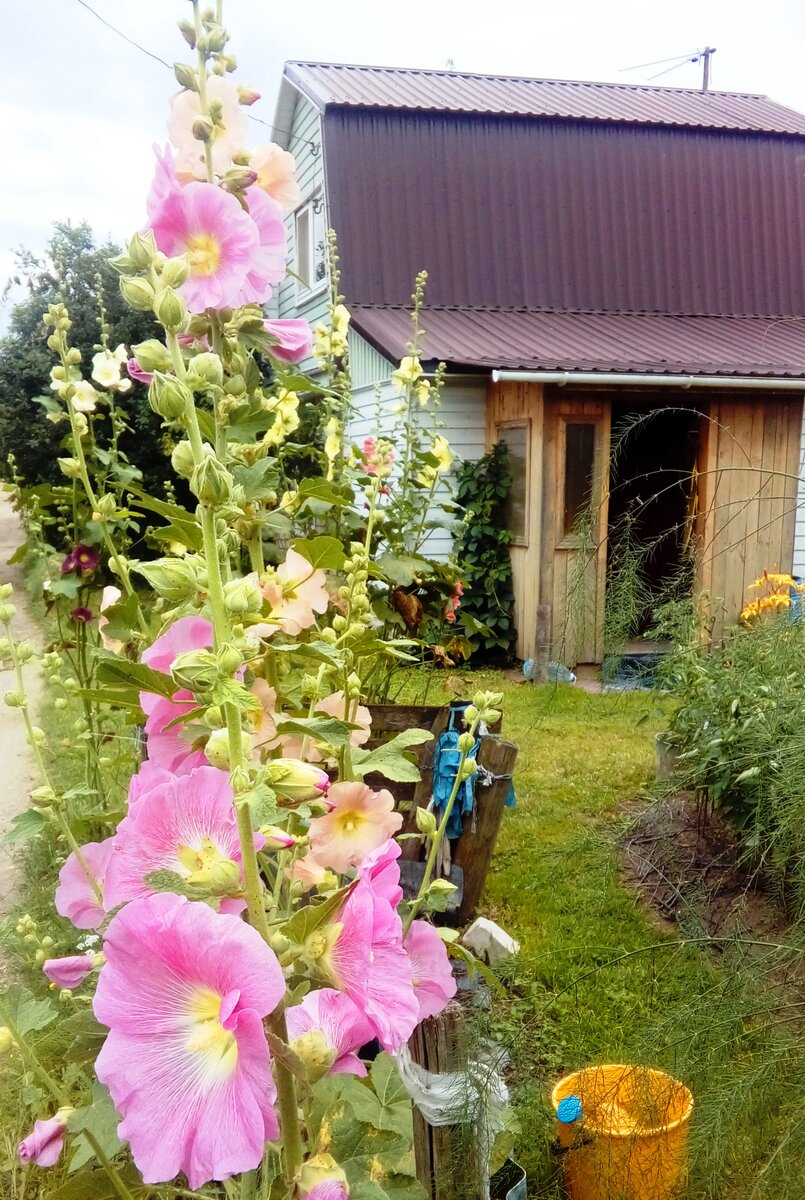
[192,0,215,185]
[0,998,135,1200]
[267,1009,304,1186]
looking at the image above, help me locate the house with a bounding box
[271,62,805,665]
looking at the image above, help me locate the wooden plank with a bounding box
[740,398,768,602]
[779,397,802,572]
[453,737,518,922]
[540,396,559,660]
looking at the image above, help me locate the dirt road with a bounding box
[0,492,43,928]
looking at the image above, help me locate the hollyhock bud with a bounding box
[291,1029,336,1083]
[457,732,475,753]
[128,230,158,269]
[136,557,200,602]
[17,1108,73,1168]
[0,1026,13,1055]
[119,275,155,311]
[174,60,197,88]
[237,84,261,105]
[186,351,224,391]
[217,643,243,675]
[149,372,192,421]
[223,577,262,615]
[171,439,196,479]
[154,287,189,333]
[220,166,259,194]
[298,1155,349,1199]
[192,114,215,142]
[207,858,242,897]
[171,648,219,692]
[162,256,191,289]
[415,806,438,836]
[131,339,173,373]
[94,493,117,521]
[58,457,82,480]
[191,455,234,506]
[263,759,330,802]
[205,729,250,770]
[259,826,296,850]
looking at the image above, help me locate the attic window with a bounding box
[295,195,327,298]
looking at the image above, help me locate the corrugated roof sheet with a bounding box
[288,61,805,134]
[350,306,805,378]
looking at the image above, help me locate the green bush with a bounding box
[656,599,805,911]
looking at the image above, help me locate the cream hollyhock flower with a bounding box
[391,355,423,391]
[262,390,301,448]
[250,143,301,213]
[432,435,453,473]
[91,347,131,393]
[414,379,431,407]
[262,548,329,635]
[308,781,403,874]
[71,381,99,413]
[168,76,248,177]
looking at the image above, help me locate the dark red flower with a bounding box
[71,545,100,574]
[71,606,94,624]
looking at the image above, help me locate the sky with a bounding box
[2,0,805,320]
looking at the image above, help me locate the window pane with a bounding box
[500,426,528,543]
[312,206,327,284]
[564,423,596,535]
[296,208,311,287]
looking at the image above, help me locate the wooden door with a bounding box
[539,395,611,666]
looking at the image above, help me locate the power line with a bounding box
[73,0,279,132]
[619,50,700,73]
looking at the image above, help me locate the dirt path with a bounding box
[0,492,43,931]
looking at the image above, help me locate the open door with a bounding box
[539,394,610,666]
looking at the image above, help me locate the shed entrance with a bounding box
[606,403,700,641]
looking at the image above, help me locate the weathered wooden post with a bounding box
[454,737,518,923]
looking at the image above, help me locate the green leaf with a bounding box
[282,882,354,948]
[95,656,176,700]
[62,1009,107,1064]
[67,1083,123,1173]
[344,1054,414,1137]
[271,640,345,668]
[151,520,203,552]
[3,808,45,844]
[245,782,279,827]
[233,458,281,502]
[275,715,354,749]
[352,728,432,783]
[53,1163,146,1199]
[210,677,261,713]
[126,484,194,526]
[0,983,57,1037]
[6,541,27,565]
[96,590,141,643]
[50,574,83,599]
[375,553,431,587]
[292,535,346,571]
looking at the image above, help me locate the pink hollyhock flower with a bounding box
[232,187,286,307]
[98,585,124,654]
[94,893,284,1188]
[141,690,208,773]
[141,615,213,675]
[145,143,180,219]
[149,180,260,313]
[322,878,419,1052]
[358,838,403,907]
[55,838,114,930]
[250,142,301,212]
[280,690,371,763]
[126,761,176,809]
[262,548,329,635]
[104,766,261,913]
[168,76,248,178]
[309,781,402,874]
[363,437,395,478]
[404,920,457,1021]
[264,318,313,363]
[127,357,153,386]
[444,579,464,623]
[302,1183,349,1200]
[18,1110,72,1167]
[42,953,95,990]
[286,988,374,1078]
[249,678,278,757]
[291,851,330,890]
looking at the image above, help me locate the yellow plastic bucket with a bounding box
[551,1064,693,1200]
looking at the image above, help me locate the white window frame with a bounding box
[294,192,328,302]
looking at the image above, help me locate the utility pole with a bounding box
[701,46,716,92]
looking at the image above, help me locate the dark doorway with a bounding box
[607,403,700,639]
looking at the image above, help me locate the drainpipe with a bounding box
[491,369,805,391]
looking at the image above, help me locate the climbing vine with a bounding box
[454,441,517,661]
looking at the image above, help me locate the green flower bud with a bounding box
[290,1028,336,1083]
[217,643,244,675]
[459,757,478,782]
[54,697,67,710]
[127,230,158,269]
[66,347,82,365]
[30,785,57,808]
[0,583,13,599]
[16,641,34,664]
[154,287,189,334]
[136,557,201,602]
[204,729,249,770]
[131,339,173,373]
[457,731,475,753]
[174,61,198,89]
[204,705,225,729]
[263,759,330,802]
[57,457,82,480]
[186,352,224,391]
[190,454,233,507]
[170,439,196,479]
[4,690,24,708]
[161,256,191,289]
[207,858,242,896]
[0,603,16,623]
[415,806,438,837]
[171,648,219,692]
[94,493,117,520]
[222,577,261,615]
[192,115,214,143]
[148,372,192,422]
[177,21,196,49]
[0,1027,14,1055]
[119,275,155,312]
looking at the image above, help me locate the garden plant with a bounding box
[0,5,500,1197]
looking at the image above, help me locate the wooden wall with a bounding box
[486,381,544,659]
[698,395,801,637]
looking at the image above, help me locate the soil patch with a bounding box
[621,793,788,941]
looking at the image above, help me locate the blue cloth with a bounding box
[432,704,516,839]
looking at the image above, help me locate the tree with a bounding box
[0,222,168,493]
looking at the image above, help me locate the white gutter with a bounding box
[491,369,805,391]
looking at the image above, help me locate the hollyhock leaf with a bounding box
[283,882,355,948]
[96,659,176,700]
[292,536,346,571]
[2,984,57,1037]
[374,553,431,587]
[67,1084,123,1172]
[344,1054,412,1137]
[271,641,344,668]
[352,729,433,783]
[3,808,46,844]
[150,521,204,553]
[209,678,261,712]
[275,716,355,749]
[266,1030,308,1081]
[244,782,279,828]
[232,458,281,502]
[62,1010,107,1064]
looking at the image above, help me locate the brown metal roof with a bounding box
[351,306,805,378]
[288,61,805,134]
[324,110,805,321]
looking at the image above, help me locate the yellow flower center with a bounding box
[185,987,238,1072]
[176,835,227,884]
[186,233,222,277]
[337,810,362,836]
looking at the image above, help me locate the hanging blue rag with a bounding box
[431,703,516,839]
